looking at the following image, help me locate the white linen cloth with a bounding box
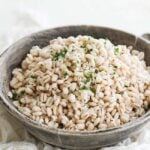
[0,9,149,150]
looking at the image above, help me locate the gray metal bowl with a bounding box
[0,26,149,150]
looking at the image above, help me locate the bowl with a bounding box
[0,26,149,150]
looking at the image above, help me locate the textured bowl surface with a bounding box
[0,26,149,150]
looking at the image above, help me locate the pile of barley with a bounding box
[8,36,150,131]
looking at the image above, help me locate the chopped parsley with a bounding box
[90,87,96,93]
[84,77,91,84]
[85,48,93,53]
[83,71,93,84]
[81,70,96,93]
[77,60,80,63]
[84,71,93,78]
[81,43,93,54]
[95,68,99,73]
[80,86,89,90]
[113,71,116,75]
[53,48,68,60]
[63,71,68,78]
[114,47,119,55]
[80,86,96,93]
[12,91,25,100]
[124,85,128,88]
[30,74,38,79]
[12,92,18,100]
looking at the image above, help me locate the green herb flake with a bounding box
[30,74,38,79]
[114,47,119,55]
[95,69,99,73]
[81,45,86,49]
[12,92,19,100]
[53,48,68,60]
[80,86,96,94]
[63,71,68,78]
[83,71,93,84]
[90,87,96,93]
[84,77,91,84]
[81,43,92,54]
[77,60,80,63]
[84,71,93,78]
[12,90,25,100]
[124,85,128,88]
[80,86,88,90]
[85,48,92,54]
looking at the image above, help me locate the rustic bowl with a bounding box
[0,26,149,150]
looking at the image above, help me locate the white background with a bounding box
[0,0,150,35]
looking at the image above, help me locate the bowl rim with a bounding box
[0,25,149,136]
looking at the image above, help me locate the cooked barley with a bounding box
[9,36,150,131]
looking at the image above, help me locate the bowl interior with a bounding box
[0,25,149,134]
